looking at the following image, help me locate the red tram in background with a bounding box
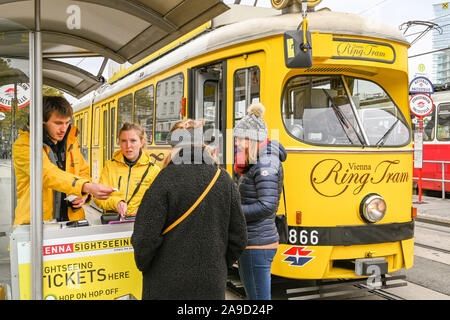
[412,88,450,194]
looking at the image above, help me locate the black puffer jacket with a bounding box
[238,140,287,246]
[131,148,247,300]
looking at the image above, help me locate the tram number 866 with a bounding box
[288,228,319,245]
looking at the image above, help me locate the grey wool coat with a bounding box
[131,148,247,300]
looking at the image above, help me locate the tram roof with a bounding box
[0,0,229,98]
[74,8,408,111]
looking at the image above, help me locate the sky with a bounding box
[64,0,447,104]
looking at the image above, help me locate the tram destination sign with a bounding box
[409,93,434,118]
[331,38,396,64]
[409,76,434,94]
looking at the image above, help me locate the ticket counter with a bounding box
[10,208,142,300]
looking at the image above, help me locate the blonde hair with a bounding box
[247,102,265,117]
[163,118,219,168]
[119,122,147,150]
[247,139,259,165]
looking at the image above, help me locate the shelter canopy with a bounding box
[0,0,229,98]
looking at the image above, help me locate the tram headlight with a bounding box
[359,194,386,223]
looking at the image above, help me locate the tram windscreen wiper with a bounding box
[375,119,400,147]
[321,89,365,146]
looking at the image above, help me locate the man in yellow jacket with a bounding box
[13,96,114,225]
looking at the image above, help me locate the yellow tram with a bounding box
[73,3,414,280]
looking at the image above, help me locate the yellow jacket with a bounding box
[95,150,161,215]
[13,126,91,225]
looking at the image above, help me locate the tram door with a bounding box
[92,100,116,182]
[100,101,116,168]
[74,111,89,163]
[190,63,226,164]
[101,102,109,168]
[226,52,264,172]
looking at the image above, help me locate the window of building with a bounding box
[134,85,154,145]
[155,73,184,144]
[117,93,133,134]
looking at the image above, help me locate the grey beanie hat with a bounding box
[233,103,268,142]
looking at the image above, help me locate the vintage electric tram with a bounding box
[73,1,415,280]
[412,89,450,194]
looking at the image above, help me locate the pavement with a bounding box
[412,195,450,225]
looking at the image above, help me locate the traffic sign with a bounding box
[409,93,434,118]
[409,76,434,94]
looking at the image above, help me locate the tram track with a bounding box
[355,284,405,300]
[415,242,450,255]
[414,219,450,256]
[226,267,408,300]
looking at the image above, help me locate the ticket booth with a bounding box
[0,0,228,300]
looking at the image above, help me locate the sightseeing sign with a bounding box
[409,93,434,118]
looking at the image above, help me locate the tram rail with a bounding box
[415,242,450,255]
[226,267,407,300]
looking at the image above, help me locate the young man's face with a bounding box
[43,112,71,143]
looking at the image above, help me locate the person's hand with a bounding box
[82,183,114,200]
[116,201,127,219]
[71,196,87,208]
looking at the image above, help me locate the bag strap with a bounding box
[127,162,153,205]
[162,168,221,235]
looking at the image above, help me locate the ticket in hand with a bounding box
[64,195,78,202]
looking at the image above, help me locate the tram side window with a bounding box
[76,117,82,147]
[134,85,154,145]
[117,94,133,137]
[437,103,450,141]
[234,66,260,123]
[411,112,434,141]
[155,73,184,144]
[110,107,116,156]
[83,111,89,146]
[204,80,218,130]
[93,107,100,146]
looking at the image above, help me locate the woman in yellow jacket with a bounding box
[95,123,161,219]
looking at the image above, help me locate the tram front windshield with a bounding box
[282,75,410,147]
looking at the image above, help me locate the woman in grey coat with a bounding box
[131,119,247,300]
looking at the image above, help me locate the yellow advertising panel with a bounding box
[17,231,142,300]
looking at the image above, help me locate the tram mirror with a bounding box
[283,30,313,68]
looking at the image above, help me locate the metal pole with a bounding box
[418,119,423,203]
[30,0,43,300]
[442,162,445,199]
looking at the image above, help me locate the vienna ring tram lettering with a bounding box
[310,159,409,197]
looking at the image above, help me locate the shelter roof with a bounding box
[0,0,228,98]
